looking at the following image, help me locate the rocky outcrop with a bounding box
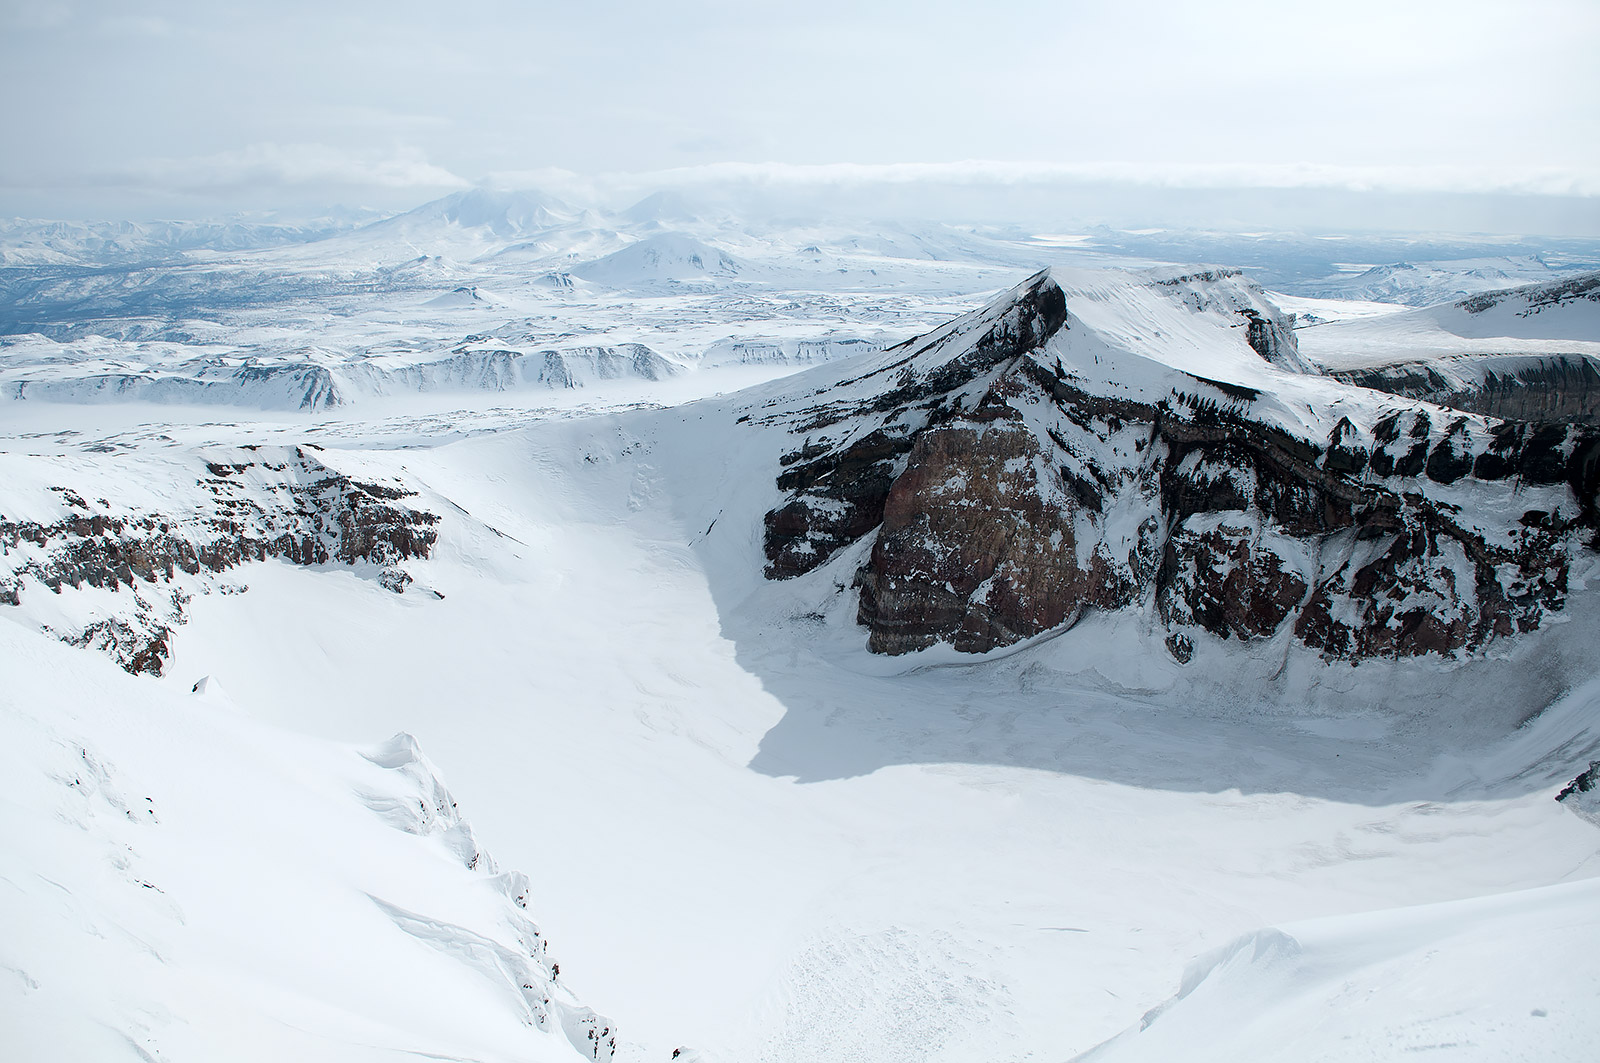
[1149,268,1308,373]
[1558,761,1600,827]
[856,379,1142,655]
[0,446,440,675]
[763,270,1066,580]
[761,270,1599,661]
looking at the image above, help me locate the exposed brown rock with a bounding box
[1157,521,1308,642]
[857,398,1134,655]
[0,447,440,676]
[762,270,1066,579]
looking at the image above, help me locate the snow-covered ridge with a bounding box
[1458,269,1600,318]
[0,444,441,674]
[3,336,682,411]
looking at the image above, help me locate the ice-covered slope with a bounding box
[0,624,613,1062]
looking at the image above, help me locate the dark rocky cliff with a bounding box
[761,271,1600,661]
[1330,354,1600,425]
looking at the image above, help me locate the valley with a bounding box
[3,196,1600,1062]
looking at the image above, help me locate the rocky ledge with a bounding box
[0,444,440,675]
[761,270,1600,661]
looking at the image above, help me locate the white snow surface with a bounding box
[1299,271,1600,370]
[1079,876,1600,1062]
[3,259,1600,1062]
[0,627,610,1062]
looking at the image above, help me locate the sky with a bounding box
[2,0,1598,233]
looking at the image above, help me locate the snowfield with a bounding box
[4,205,1600,1062]
[1,627,611,1063]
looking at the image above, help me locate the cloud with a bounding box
[24,144,473,196]
[615,161,1600,199]
[2,2,74,31]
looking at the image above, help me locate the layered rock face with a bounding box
[1330,354,1600,425]
[763,271,1068,581]
[857,379,1145,655]
[762,270,1599,661]
[0,445,440,674]
[1313,271,1600,425]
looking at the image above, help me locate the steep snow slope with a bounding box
[0,624,612,1062]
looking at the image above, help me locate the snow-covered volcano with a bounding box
[4,262,1599,1063]
[362,187,582,243]
[570,233,744,287]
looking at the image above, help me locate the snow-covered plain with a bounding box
[6,189,1600,414]
[4,197,1600,1061]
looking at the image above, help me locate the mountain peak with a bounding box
[570,232,742,287]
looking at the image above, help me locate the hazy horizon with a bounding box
[3,0,1597,235]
